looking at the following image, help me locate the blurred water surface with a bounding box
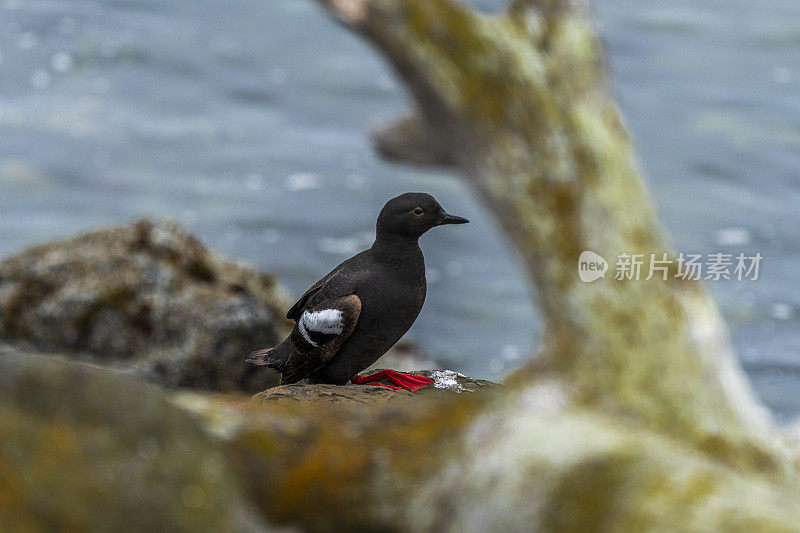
[0,0,798,420]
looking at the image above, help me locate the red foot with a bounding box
[351,369,434,392]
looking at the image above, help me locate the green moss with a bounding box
[217,393,483,531]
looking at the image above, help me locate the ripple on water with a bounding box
[286,172,322,191]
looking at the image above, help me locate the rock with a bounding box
[0,352,266,532]
[0,219,290,393]
[421,369,501,393]
[249,370,501,408]
[251,383,414,407]
[176,378,800,533]
[4,348,793,532]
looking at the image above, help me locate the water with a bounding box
[0,0,798,420]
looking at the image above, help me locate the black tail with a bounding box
[246,341,292,372]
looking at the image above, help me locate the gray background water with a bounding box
[0,0,798,420]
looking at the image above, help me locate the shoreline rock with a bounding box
[0,219,290,393]
[250,370,502,408]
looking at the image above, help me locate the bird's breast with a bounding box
[356,272,426,331]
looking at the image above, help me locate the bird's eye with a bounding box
[413,207,424,216]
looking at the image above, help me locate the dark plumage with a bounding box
[247,192,468,385]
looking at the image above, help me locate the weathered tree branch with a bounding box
[372,113,455,166]
[318,0,773,447]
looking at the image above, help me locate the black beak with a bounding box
[439,212,470,225]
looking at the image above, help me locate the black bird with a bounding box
[247,192,468,390]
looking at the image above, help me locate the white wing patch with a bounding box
[302,309,344,334]
[298,308,344,347]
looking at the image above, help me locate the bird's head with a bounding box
[376,192,469,239]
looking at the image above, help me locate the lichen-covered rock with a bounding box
[174,378,800,533]
[0,219,289,392]
[174,383,482,532]
[0,352,267,532]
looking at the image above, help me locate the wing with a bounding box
[286,252,367,320]
[286,279,325,321]
[280,294,361,384]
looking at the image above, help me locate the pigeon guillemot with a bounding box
[246,192,468,390]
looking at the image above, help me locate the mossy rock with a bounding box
[0,352,267,532]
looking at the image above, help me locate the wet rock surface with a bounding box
[0,219,289,393]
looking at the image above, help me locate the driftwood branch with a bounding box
[318,0,772,442]
[372,113,455,166]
